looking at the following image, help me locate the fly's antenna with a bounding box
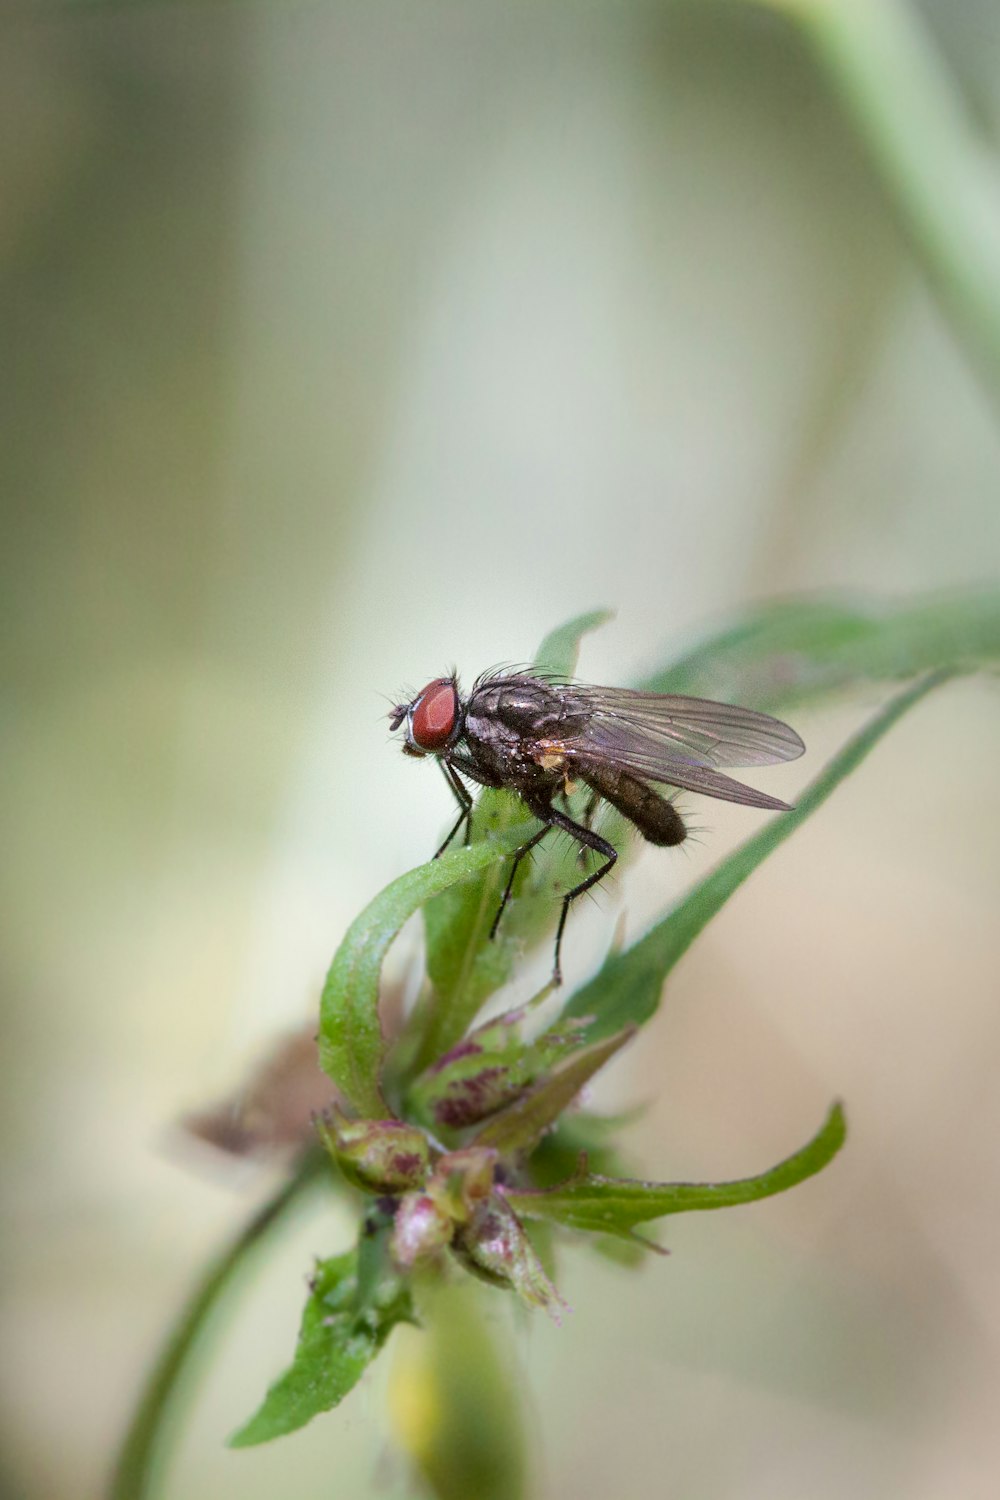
[384,688,413,732]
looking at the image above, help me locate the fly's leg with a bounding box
[489,823,551,941]
[531,802,618,986]
[575,788,601,866]
[434,760,473,858]
[581,789,600,829]
[557,787,600,866]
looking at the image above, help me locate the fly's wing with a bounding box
[556,685,804,810]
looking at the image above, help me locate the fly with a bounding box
[389,670,804,984]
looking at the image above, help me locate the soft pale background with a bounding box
[3,2,1000,1497]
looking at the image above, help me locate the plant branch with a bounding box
[744,0,1000,402]
[109,1150,328,1500]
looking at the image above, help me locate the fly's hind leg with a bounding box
[559,786,599,828]
[525,798,618,986]
[580,788,600,829]
[557,786,600,867]
[576,788,601,866]
[489,823,551,941]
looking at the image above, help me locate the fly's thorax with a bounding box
[461,675,585,794]
[466,676,583,738]
[461,705,522,784]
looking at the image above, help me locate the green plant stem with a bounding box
[746,0,1000,400]
[109,1150,328,1500]
[391,1279,528,1500]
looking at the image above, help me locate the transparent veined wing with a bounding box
[555,685,803,808]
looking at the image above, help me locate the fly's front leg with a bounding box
[433,750,504,857]
[434,759,473,858]
[530,801,618,986]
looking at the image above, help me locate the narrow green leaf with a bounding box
[505,1102,846,1237]
[412,611,613,1070]
[563,672,949,1043]
[534,608,613,678]
[474,1027,635,1158]
[320,834,534,1117]
[230,1232,413,1447]
[640,589,998,712]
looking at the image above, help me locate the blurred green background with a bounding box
[3,2,1000,1497]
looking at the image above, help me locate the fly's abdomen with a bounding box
[578,762,687,847]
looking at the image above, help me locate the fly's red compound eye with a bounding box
[410,678,458,750]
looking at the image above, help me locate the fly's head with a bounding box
[389,676,463,758]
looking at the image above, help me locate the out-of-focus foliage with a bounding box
[642,590,999,709]
[743,0,1000,393]
[388,1280,527,1500]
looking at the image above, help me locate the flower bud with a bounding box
[391,1193,454,1269]
[410,1015,529,1129]
[428,1146,498,1222]
[453,1192,566,1322]
[316,1107,430,1195]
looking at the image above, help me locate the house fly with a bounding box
[389,670,804,984]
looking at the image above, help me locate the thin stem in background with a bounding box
[109,1150,329,1500]
[744,0,1000,407]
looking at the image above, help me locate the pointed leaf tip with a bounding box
[534,610,614,679]
[474,1026,636,1158]
[230,1238,414,1447]
[504,1101,847,1239]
